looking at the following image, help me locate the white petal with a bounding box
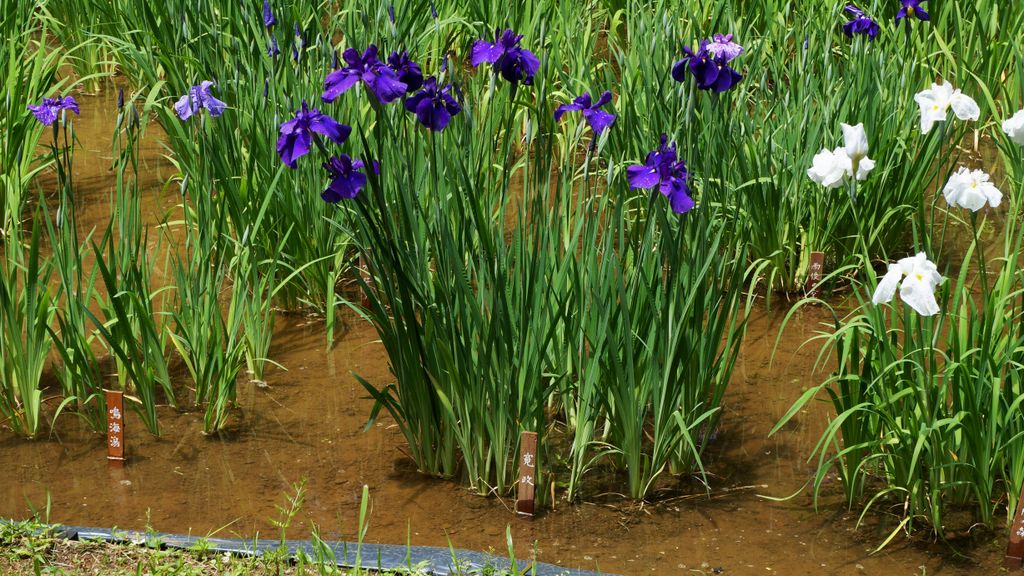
[981,182,1002,208]
[872,264,903,306]
[950,92,980,121]
[808,148,849,188]
[855,156,875,181]
[1002,110,1024,146]
[841,122,869,162]
[899,275,940,316]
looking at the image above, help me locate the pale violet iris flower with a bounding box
[942,167,1002,212]
[872,253,943,316]
[913,81,979,134]
[807,122,875,188]
[1003,109,1024,146]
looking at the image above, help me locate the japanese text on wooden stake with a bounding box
[516,431,537,516]
[807,251,825,290]
[1005,482,1024,568]
[106,390,125,463]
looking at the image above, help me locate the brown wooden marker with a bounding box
[105,390,125,464]
[1005,482,1024,568]
[807,251,825,291]
[516,431,538,516]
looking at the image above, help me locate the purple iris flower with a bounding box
[470,28,540,87]
[387,51,424,93]
[262,0,275,27]
[429,0,437,19]
[277,101,351,169]
[843,5,880,39]
[554,91,616,135]
[626,134,694,214]
[404,77,461,131]
[173,81,226,120]
[321,155,376,202]
[268,34,280,57]
[705,33,743,62]
[387,4,395,24]
[322,45,408,104]
[28,96,80,126]
[672,40,742,93]
[896,0,929,22]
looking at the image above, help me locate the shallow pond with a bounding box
[1,92,1005,575]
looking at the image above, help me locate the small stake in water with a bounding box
[105,390,126,465]
[807,251,825,291]
[1005,483,1024,568]
[516,431,538,516]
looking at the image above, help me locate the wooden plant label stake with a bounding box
[1005,482,1024,568]
[105,390,126,464]
[516,431,538,516]
[807,251,825,290]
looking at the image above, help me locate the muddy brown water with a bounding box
[1,92,1006,575]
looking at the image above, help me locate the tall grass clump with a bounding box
[1,10,66,236]
[86,94,175,437]
[774,129,1024,533]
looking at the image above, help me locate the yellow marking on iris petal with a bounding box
[915,273,923,281]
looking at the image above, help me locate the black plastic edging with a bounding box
[2,520,611,576]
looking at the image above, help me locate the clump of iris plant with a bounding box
[28,95,80,125]
[276,101,351,169]
[387,51,424,93]
[672,34,743,93]
[896,0,929,23]
[173,81,226,120]
[470,28,540,87]
[554,91,616,135]
[872,252,943,316]
[321,155,376,202]
[322,45,408,104]
[842,5,880,39]
[627,134,694,214]
[405,78,462,132]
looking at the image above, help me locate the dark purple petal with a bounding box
[277,130,311,169]
[322,69,360,102]
[471,39,502,66]
[321,155,369,202]
[666,181,695,214]
[387,51,423,92]
[583,109,615,134]
[627,164,661,190]
[554,102,583,122]
[366,68,408,103]
[671,59,689,83]
[59,96,80,115]
[28,102,58,125]
[309,115,351,146]
[592,90,612,109]
[711,65,742,93]
[414,97,452,131]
